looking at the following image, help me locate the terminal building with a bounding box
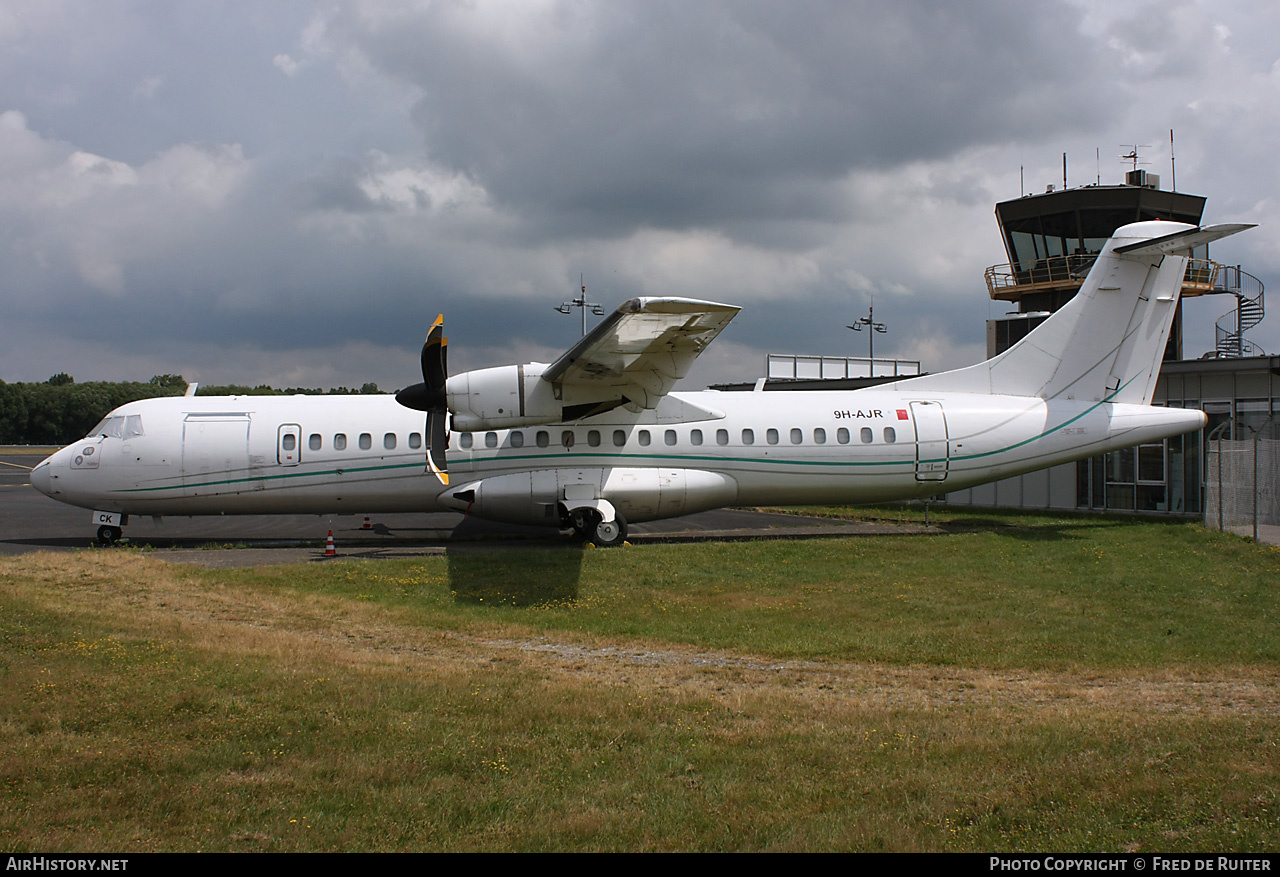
[941,171,1277,515]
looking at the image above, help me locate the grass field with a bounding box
[1,508,1277,851]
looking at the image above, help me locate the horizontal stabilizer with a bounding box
[1114,223,1255,257]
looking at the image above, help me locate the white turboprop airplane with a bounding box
[31,220,1250,546]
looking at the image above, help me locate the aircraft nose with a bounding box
[30,457,55,496]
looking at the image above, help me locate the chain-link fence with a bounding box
[1204,417,1279,540]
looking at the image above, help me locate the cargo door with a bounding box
[182,414,251,497]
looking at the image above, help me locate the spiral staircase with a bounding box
[1213,265,1266,358]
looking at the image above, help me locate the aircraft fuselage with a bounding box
[31,387,1206,526]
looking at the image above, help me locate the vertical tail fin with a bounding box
[897,221,1254,403]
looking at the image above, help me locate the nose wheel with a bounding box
[97,525,123,546]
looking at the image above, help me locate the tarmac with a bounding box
[1,447,939,568]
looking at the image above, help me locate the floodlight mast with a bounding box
[847,305,887,361]
[556,274,606,336]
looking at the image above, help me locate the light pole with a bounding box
[847,305,887,362]
[556,275,605,337]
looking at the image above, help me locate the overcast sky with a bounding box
[2,0,1278,393]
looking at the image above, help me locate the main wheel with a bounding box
[589,513,627,548]
[97,525,122,546]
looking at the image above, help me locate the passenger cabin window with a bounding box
[790,428,803,444]
[883,427,896,443]
[510,431,524,448]
[588,430,601,447]
[409,433,422,449]
[742,429,754,445]
[309,434,322,451]
[716,428,729,446]
[460,434,473,449]
[664,429,677,446]
[384,433,397,450]
[813,428,826,444]
[561,430,574,448]
[613,430,627,447]
[485,432,498,448]
[536,431,549,448]
[691,429,703,446]
[767,428,779,445]
[282,434,297,451]
[334,433,347,450]
[638,430,651,447]
[359,433,372,450]
[837,428,849,444]
[860,427,873,443]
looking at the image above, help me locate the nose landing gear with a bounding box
[97,525,123,546]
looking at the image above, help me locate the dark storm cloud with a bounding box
[327,0,1114,239]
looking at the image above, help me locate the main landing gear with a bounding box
[567,507,628,548]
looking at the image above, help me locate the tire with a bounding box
[590,513,627,548]
[97,525,122,545]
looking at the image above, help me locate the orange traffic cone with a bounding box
[324,529,337,557]
[362,516,372,530]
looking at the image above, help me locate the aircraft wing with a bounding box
[542,297,740,410]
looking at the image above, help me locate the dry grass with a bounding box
[2,529,1278,852]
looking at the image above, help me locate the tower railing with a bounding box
[985,257,1219,301]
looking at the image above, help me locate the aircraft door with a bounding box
[277,424,302,466]
[910,401,949,482]
[182,415,251,497]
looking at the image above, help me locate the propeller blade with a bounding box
[394,314,450,485]
[426,408,449,486]
[422,314,447,392]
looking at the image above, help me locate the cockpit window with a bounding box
[86,415,144,440]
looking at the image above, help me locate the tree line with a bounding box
[0,374,384,445]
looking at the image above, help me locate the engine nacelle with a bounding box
[437,467,739,526]
[446,363,563,431]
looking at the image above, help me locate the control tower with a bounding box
[983,170,1263,361]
